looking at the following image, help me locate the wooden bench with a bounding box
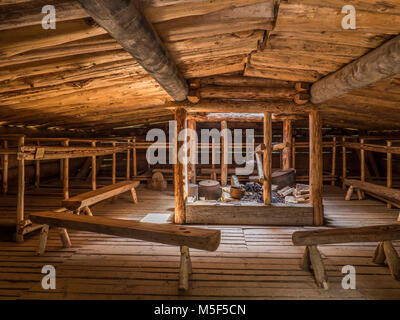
[292,224,400,289]
[344,179,400,205]
[29,211,221,292]
[61,180,140,216]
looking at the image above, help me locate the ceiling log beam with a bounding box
[311,35,400,104]
[76,0,188,101]
[166,100,315,114]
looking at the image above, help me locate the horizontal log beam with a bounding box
[188,86,301,103]
[186,113,300,122]
[77,0,188,101]
[311,35,400,104]
[166,100,315,114]
[293,224,400,246]
[189,75,297,89]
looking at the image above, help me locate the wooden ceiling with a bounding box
[0,0,399,133]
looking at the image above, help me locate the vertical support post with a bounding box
[91,141,96,190]
[342,137,347,190]
[282,119,292,169]
[3,140,8,194]
[133,137,137,177]
[221,120,228,186]
[360,138,365,199]
[291,136,296,169]
[187,119,197,184]
[183,120,189,201]
[126,139,131,179]
[211,146,217,181]
[112,141,116,184]
[387,140,392,209]
[60,141,63,182]
[16,136,25,243]
[62,140,69,200]
[263,112,272,205]
[331,136,337,186]
[309,110,324,226]
[35,141,40,188]
[174,107,186,224]
[360,138,365,183]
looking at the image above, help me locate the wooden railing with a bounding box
[0,135,137,242]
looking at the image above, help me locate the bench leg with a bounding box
[131,188,138,204]
[179,245,192,292]
[83,206,93,216]
[58,228,71,248]
[37,224,49,256]
[383,241,400,280]
[307,245,329,289]
[345,186,354,201]
[300,246,311,271]
[373,242,386,264]
[356,189,364,200]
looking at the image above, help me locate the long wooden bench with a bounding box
[61,180,140,215]
[292,224,400,289]
[344,179,400,205]
[29,211,221,292]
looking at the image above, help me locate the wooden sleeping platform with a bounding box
[0,185,399,300]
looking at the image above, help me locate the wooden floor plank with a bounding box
[0,184,399,299]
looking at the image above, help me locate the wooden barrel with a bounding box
[198,180,221,200]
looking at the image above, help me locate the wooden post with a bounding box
[211,148,217,181]
[178,245,192,292]
[174,108,186,224]
[2,140,8,194]
[126,139,131,179]
[112,141,116,184]
[360,138,365,199]
[37,225,49,256]
[342,137,347,190]
[309,110,324,226]
[383,241,400,280]
[187,119,197,184]
[183,121,189,200]
[331,136,337,186]
[221,120,228,186]
[360,138,365,182]
[62,140,69,199]
[282,119,292,169]
[291,136,296,169]
[133,137,137,177]
[387,141,392,208]
[35,141,40,188]
[308,245,329,289]
[91,141,96,190]
[16,136,25,243]
[263,112,272,205]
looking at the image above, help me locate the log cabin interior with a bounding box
[0,0,400,300]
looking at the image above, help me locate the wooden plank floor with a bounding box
[0,185,399,299]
